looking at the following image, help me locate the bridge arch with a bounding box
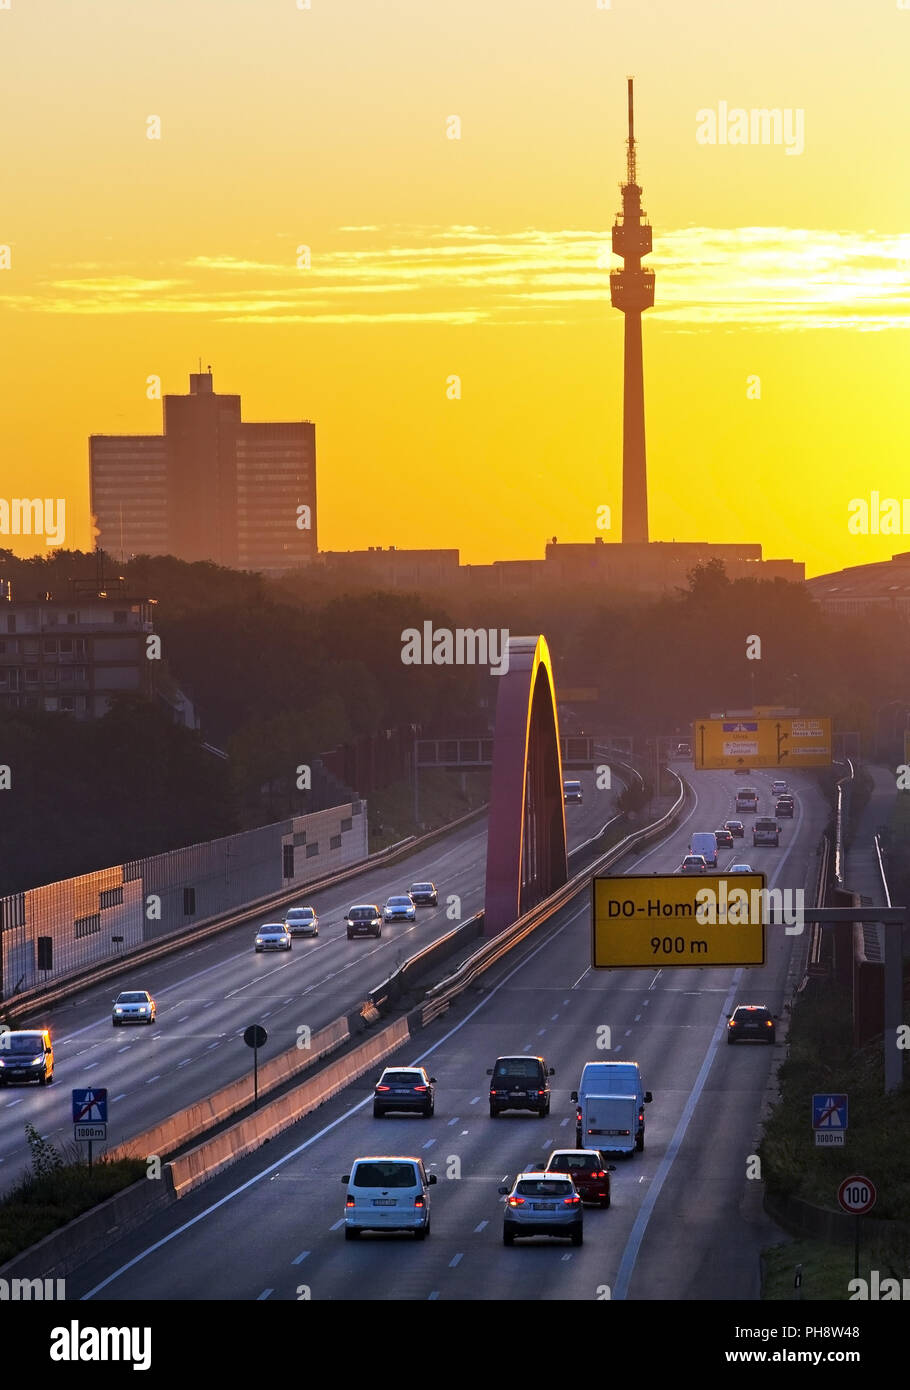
[483,635,568,935]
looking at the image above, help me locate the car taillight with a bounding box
[376,1085,390,1091]
[508,1196,525,1207]
[639,1111,644,1124]
[414,1196,425,1207]
[537,1089,545,1096]
[765,1020,773,1027]
[345,1197,355,1207]
[575,1106,582,1121]
[593,1172,605,1179]
[728,1020,736,1027]
[413,1085,427,1092]
[563,1195,580,1206]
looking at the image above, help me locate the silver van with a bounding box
[689,831,718,867]
[571,1060,652,1152]
[341,1155,436,1239]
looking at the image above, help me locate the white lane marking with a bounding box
[613,1046,622,1053]
[292,1251,310,1265]
[563,998,570,1004]
[177,1059,192,1068]
[112,1093,127,1103]
[422,1139,436,1149]
[449,1253,463,1268]
[83,899,590,1299]
[624,1030,632,1037]
[634,1015,641,1022]
[117,1046,131,1054]
[428,1291,439,1300]
[570,968,589,989]
[177,1016,190,1023]
[205,1042,219,1051]
[469,1097,480,1105]
[447,1117,459,1126]
[474,1220,488,1233]
[4,1100,22,1108]
[83,1063,98,1071]
[612,969,743,1300]
[560,1118,569,1127]
[551,1014,559,1021]
[257,1289,273,1300]
[146,1075,161,1084]
[561,1253,572,1262]
[648,971,661,989]
[537,1028,546,1036]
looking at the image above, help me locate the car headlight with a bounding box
[138,1006,148,1013]
[114,1007,123,1013]
[30,1056,43,1066]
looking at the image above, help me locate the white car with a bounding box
[255,923,292,952]
[729,863,754,874]
[112,990,156,1026]
[285,906,318,937]
[342,1156,436,1240]
[771,780,789,796]
[679,854,708,874]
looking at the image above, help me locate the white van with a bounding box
[571,1061,652,1153]
[689,831,718,867]
[341,1155,436,1239]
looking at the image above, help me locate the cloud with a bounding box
[4,226,910,330]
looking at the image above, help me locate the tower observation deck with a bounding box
[610,77,654,544]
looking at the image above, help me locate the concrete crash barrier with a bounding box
[0,1172,177,1282]
[108,1014,350,1164]
[166,1017,411,1198]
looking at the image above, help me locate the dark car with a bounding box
[752,817,780,847]
[408,882,438,907]
[775,797,794,818]
[727,1003,776,1044]
[0,1029,54,1085]
[543,1148,616,1207]
[714,827,734,848]
[487,1055,554,1117]
[345,904,382,939]
[724,819,745,839]
[373,1066,436,1117]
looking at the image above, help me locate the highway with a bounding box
[67,765,820,1302]
[0,777,617,1190]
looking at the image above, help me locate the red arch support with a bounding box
[483,635,568,936]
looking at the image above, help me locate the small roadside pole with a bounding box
[244,1025,268,1110]
[838,1175,877,1280]
[794,1264,802,1300]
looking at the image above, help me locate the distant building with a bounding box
[90,371,317,574]
[807,551,910,619]
[306,539,803,593]
[0,578,195,724]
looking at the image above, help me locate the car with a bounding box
[729,863,754,874]
[714,827,734,848]
[679,854,708,874]
[724,819,745,838]
[373,1066,437,1117]
[383,894,416,923]
[775,797,794,818]
[342,1156,436,1239]
[735,788,759,813]
[727,1003,776,1044]
[752,817,781,847]
[345,904,382,939]
[675,742,692,757]
[563,779,583,803]
[408,882,438,907]
[0,1029,54,1086]
[499,1171,583,1246]
[285,906,318,937]
[771,779,789,796]
[112,990,156,1026]
[254,923,292,952]
[543,1148,616,1207]
[487,1055,554,1116]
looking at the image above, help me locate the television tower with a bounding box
[610,77,654,544]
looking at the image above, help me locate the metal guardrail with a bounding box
[4,800,490,1021]
[419,771,688,1026]
[833,757,855,888]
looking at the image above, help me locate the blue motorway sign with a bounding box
[812,1093,847,1131]
[72,1087,108,1123]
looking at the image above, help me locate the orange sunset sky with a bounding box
[1,0,909,577]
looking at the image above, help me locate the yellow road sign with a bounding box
[692,716,831,770]
[592,873,766,968]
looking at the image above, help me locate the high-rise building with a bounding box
[90,371,317,573]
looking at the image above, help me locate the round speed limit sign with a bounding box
[837,1175,877,1215]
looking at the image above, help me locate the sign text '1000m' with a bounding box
[591,873,766,968]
